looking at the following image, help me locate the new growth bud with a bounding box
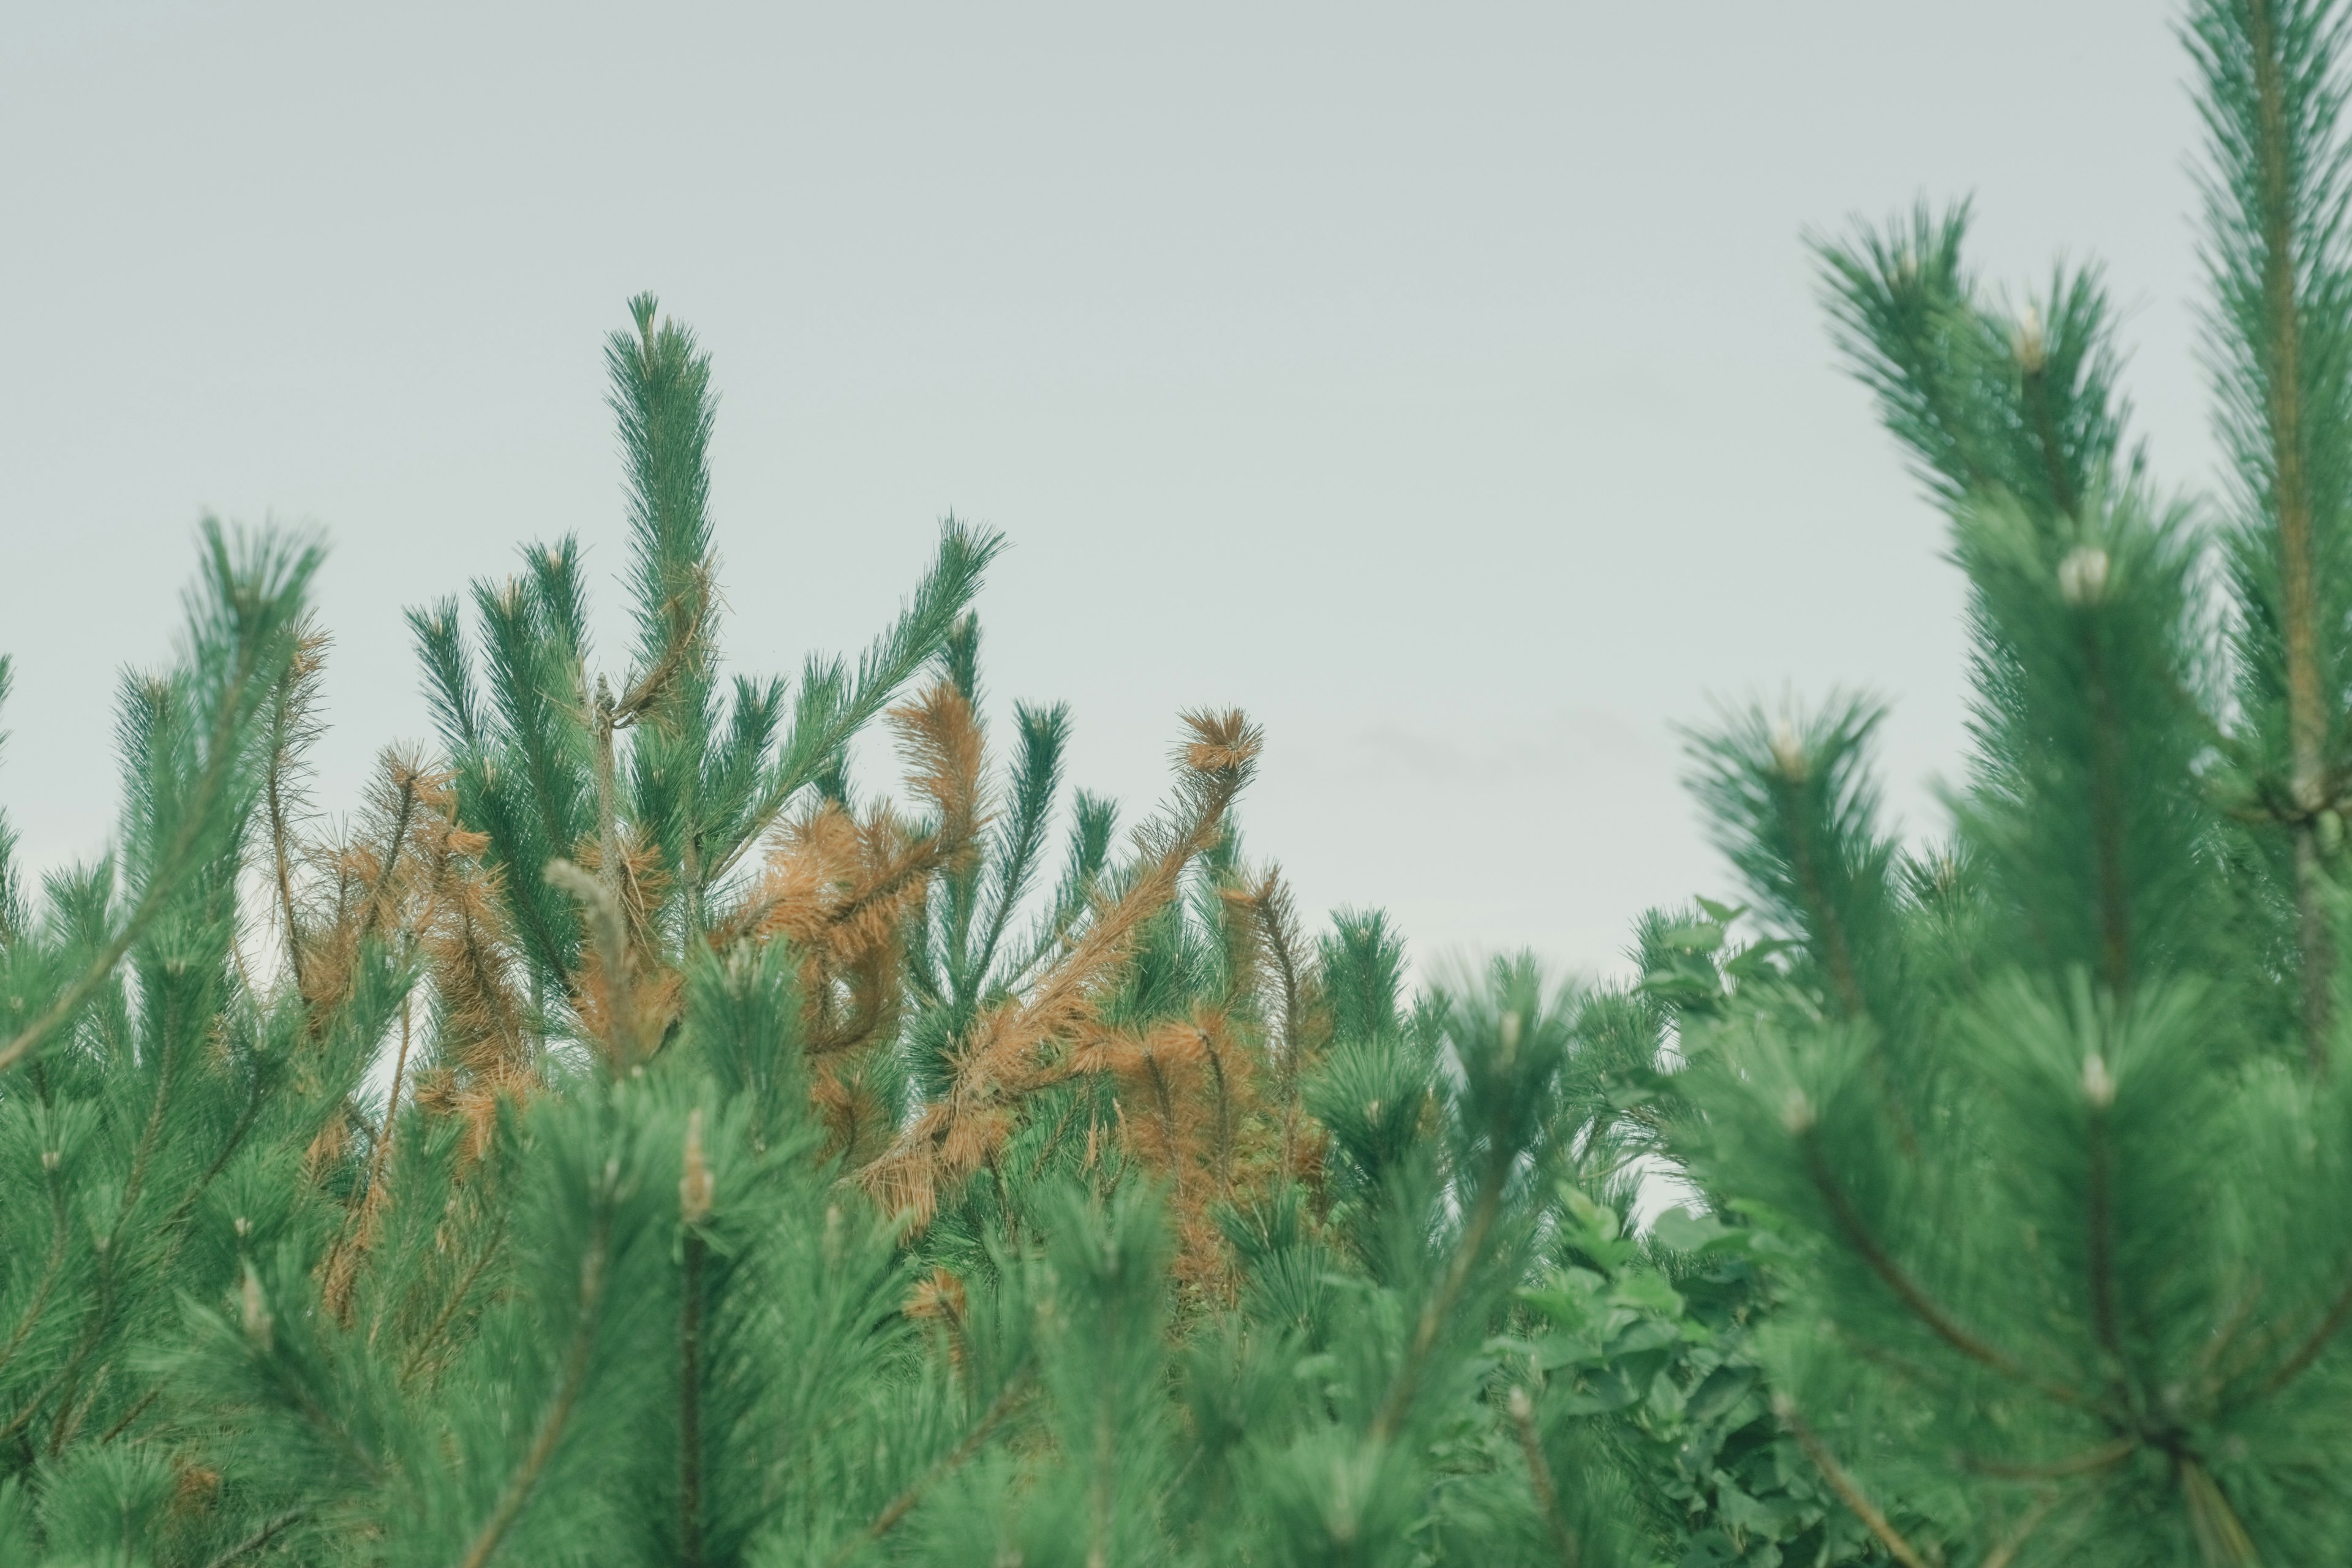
[680,1107,714,1225]
[2058,546,2110,607]
[1781,1087,1817,1135]
[2013,305,2046,372]
[1768,721,1809,782]
[2082,1052,2116,1109]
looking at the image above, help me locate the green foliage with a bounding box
[0,303,1716,1568]
[1653,4,2352,1564]
[21,6,2352,1562]
[408,295,1000,1016]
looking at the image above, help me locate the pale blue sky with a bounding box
[2,1,2209,977]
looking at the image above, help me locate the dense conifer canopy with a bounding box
[10,4,2352,1564]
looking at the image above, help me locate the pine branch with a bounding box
[2251,0,2330,819]
[970,701,1071,992]
[678,1107,714,1568]
[1959,1439,2135,1480]
[325,997,415,1319]
[1981,1491,2068,1568]
[2193,0,2352,1069]
[2,758,209,1076]
[1242,869,1314,1177]
[678,1229,707,1568]
[199,1509,311,1568]
[453,1179,616,1568]
[2084,1067,2128,1373]
[2257,1262,2352,1393]
[1506,1387,1582,1568]
[1768,753,1870,1019]
[824,1362,1036,1568]
[1369,1165,1504,1444]
[0,1174,70,1381]
[399,1211,508,1387]
[707,519,1001,890]
[2180,1458,2260,1566]
[1775,1397,1932,1568]
[549,857,642,1070]
[2255,0,2342,1076]
[264,622,327,998]
[1795,1126,2081,1406]
[2076,593,2139,997]
[1,526,317,1074]
[96,1386,159,1446]
[354,766,419,948]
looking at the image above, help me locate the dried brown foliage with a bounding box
[266,747,535,1316]
[740,682,990,1065]
[1085,1006,1272,1297]
[288,751,527,1088]
[560,835,680,1072]
[288,646,1291,1314]
[271,745,519,1168]
[858,710,1265,1232]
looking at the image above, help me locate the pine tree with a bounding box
[0,294,1699,1566]
[1660,2,2352,1562]
[36,4,2352,1557]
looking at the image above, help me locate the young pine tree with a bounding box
[1664,2,2352,1563]
[0,293,1713,1567]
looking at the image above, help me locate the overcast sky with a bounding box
[2,1,2211,980]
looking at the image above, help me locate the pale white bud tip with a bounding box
[40,1150,58,1172]
[2015,306,2046,372]
[2058,546,2110,607]
[2082,1052,2116,1109]
[1781,1088,1817,1135]
[1769,722,1808,782]
[1507,1386,1535,1422]
[1499,1012,1523,1057]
